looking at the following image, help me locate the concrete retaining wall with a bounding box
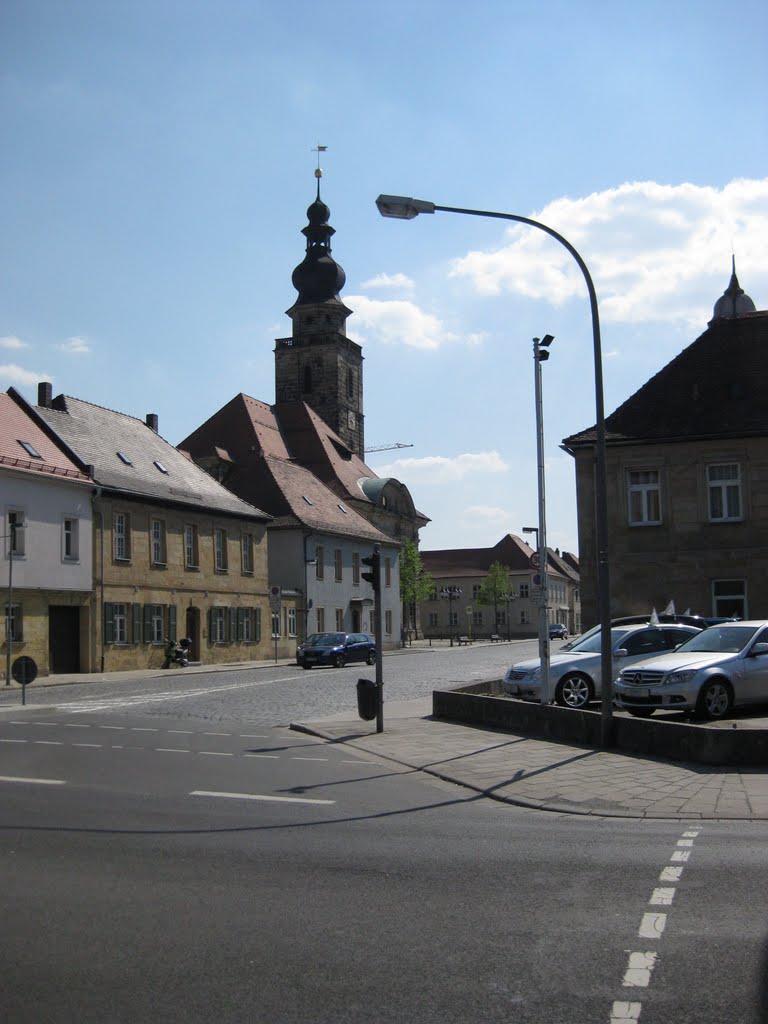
[432,682,768,767]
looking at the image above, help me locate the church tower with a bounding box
[274,170,365,458]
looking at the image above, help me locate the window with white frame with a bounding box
[428,612,439,627]
[628,469,661,525]
[287,607,297,637]
[519,583,529,599]
[4,603,22,642]
[352,552,360,585]
[473,611,483,627]
[184,524,199,568]
[316,545,324,580]
[708,463,742,522]
[472,584,481,600]
[712,579,746,619]
[150,604,164,643]
[316,607,325,632]
[113,603,128,643]
[214,528,228,572]
[212,607,227,643]
[7,511,26,556]
[335,608,344,631]
[241,532,254,574]
[271,611,280,638]
[113,512,131,561]
[334,548,343,582]
[385,610,392,635]
[151,519,166,566]
[63,517,79,561]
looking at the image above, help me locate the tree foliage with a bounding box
[477,561,512,613]
[399,539,434,631]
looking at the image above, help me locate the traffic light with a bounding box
[361,547,381,591]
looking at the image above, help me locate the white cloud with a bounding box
[0,364,52,388]
[345,294,459,350]
[371,451,508,483]
[449,178,768,328]
[359,272,414,290]
[0,336,29,350]
[462,505,509,523]
[60,336,90,354]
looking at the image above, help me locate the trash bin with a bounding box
[356,678,379,721]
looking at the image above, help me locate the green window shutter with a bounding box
[208,607,214,643]
[237,607,245,641]
[143,603,152,644]
[104,603,114,644]
[255,607,262,643]
[132,604,142,644]
[169,605,177,642]
[229,607,237,643]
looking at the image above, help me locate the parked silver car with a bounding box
[502,622,701,709]
[613,620,768,720]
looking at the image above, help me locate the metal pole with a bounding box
[373,543,384,733]
[5,521,14,685]
[533,339,550,703]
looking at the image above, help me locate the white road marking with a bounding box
[610,1002,642,1022]
[157,748,190,754]
[638,913,667,939]
[203,732,230,736]
[199,751,233,757]
[659,866,683,882]
[63,723,90,728]
[191,790,335,805]
[73,743,102,748]
[0,775,65,785]
[131,727,159,732]
[622,952,657,987]
[0,738,27,744]
[676,838,694,847]
[53,676,299,714]
[683,830,700,837]
[650,888,675,905]
[168,730,194,735]
[34,740,62,746]
[243,753,279,759]
[102,726,125,730]
[240,734,269,738]
[292,756,328,762]
[670,850,690,863]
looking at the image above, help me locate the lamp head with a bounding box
[376,195,436,220]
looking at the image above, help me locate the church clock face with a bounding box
[347,410,356,429]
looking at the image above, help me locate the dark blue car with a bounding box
[296,632,376,669]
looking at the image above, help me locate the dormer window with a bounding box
[18,440,42,459]
[338,504,348,514]
[154,460,169,475]
[302,495,314,505]
[117,451,133,466]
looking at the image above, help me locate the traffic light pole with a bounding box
[362,543,384,732]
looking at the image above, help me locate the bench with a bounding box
[457,635,472,646]
[490,634,502,643]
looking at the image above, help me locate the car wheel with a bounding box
[555,673,594,709]
[694,678,732,720]
[302,664,312,670]
[366,651,375,665]
[628,708,655,719]
[334,653,346,668]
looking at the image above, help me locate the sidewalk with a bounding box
[293,697,768,821]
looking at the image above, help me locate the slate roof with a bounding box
[2,391,92,484]
[33,394,270,522]
[564,311,768,448]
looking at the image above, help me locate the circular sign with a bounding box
[270,586,280,597]
[530,552,541,570]
[12,655,37,686]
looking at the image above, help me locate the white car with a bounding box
[502,622,701,709]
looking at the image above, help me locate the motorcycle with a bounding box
[162,636,191,669]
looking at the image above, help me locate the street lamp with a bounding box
[377,194,613,743]
[440,585,462,647]
[501,591,517,641]
[4,517,16,686]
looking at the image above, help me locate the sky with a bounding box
[1,0,767,557]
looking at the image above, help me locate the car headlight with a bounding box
[664,670,696,687]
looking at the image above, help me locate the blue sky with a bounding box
[2,0,766,556]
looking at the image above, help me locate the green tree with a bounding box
[477,561,511,635]
[399,539,434,641]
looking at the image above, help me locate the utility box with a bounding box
[356,678,380,721]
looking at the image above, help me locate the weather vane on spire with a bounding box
[311,144,327,180]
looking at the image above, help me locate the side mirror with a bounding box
[614,648,628,659]
[750,642,768,656]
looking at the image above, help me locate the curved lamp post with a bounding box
[440,585,462,647]
[376,195,613,744]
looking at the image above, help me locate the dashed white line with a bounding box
[190,790,335,805]
[659,866,683,882]
[0,775,65,786]
[156,748,190,754]
[34,740,63,746]
[292,756,328,762]
[0,738,27,744]
[73,743,102,748]
[168,730,194,735]
[670,850,690,863]
[243,753,279,759]
[610,1002,642,1023]
[203,732,230,737]
[638,913,667,939]
[131,728,159,732]
[650,888,675,906]
[63,723,90,728]
[199,751,233,757]
[622,951,657,987]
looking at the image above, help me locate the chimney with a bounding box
[146,413,159,433]
[38,382,53,408]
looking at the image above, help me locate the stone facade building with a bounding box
[563,267,766,626]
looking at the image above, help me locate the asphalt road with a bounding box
[2,647,767,1023]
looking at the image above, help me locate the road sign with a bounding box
[532,574,541,586]
[530,552,541,570]
[12,656,37,685]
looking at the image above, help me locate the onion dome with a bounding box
[712,259,756,319]
[291,177,347,305]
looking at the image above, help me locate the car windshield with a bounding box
[565,626,632,654]
[673,624,761,654]
[309,632,346,647]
